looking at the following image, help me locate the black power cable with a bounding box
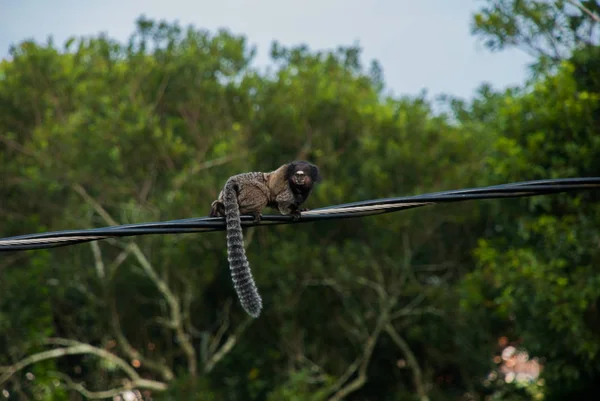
[1,177,599,252]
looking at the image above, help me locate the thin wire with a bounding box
[1,177,599,252]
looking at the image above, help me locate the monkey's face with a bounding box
[286,161,321,189]
[291,170,311,187]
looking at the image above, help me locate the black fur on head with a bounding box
[285,160,322,187]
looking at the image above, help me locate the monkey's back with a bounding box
[227,172,271,214]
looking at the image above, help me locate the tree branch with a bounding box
[171,153,247,191]
[566,0,600,23]
[391,306,444,321]
[326,356,362,396]
[90,241,106,280]
[73,184,198,376]
[328,310,387,401]
[89,222,176,382]
[0,134,38,158]
[204,317,252,373]
[130,245,198,376]
[385,325,430,401]
[0,338,167,395]
[45,338,140,379]
[52,372,161,400]
[110,296,175,381]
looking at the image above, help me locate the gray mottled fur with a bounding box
[210,162,320,318]
[221,173,266,317]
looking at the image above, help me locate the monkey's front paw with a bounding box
[291,210,302,221]
[251,213,263,223]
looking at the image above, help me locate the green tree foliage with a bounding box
[457,60,600,399]
[472,0,600,64]
[0,16,489,401]
[458,1,600,399]
[1,4,600,400]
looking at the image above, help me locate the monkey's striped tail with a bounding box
[223,180,263,318]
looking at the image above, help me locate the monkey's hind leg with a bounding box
[209,200,225,217]
[250,211,262,223]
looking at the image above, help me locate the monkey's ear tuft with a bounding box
[310,165,322,182]
[285,161,300,180]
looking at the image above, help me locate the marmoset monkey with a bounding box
[209,160,321,317]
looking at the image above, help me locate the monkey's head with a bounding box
[286,160,322,189]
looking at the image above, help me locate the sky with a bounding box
[0,0,534,101]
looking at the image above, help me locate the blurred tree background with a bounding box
[1,1,599,400]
